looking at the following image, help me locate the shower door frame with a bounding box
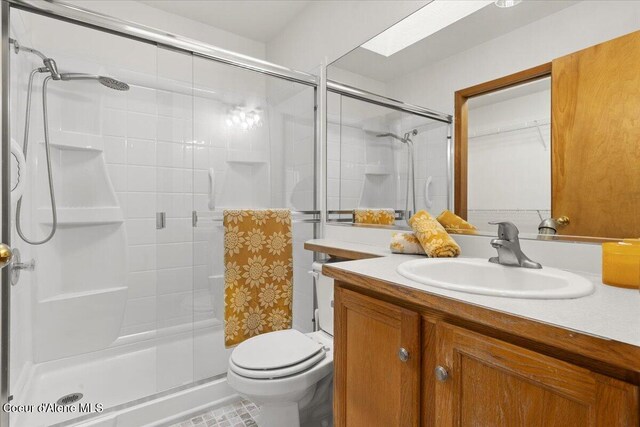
[0,1,325,426]
[1,3,11,427]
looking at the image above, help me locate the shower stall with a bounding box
[0,2,319,426]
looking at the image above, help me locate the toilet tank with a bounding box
[312,261,334,336]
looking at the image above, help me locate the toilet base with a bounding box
[256,401,300,427]
[238,374,333,427]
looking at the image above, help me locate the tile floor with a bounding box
[169,399,259,427]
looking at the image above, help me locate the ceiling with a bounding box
[332,0,579,82]
[140,0,311,42]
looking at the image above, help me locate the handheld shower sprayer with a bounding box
[42,58,61,80]
[10,38,129,245]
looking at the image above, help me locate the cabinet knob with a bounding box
[435,366,449,382]
[398,348,409,362]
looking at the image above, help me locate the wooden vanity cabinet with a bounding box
[334,285,639,427]
[334,287,421,427]
[436,323,638,427]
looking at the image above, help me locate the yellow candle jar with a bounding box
[602,242,640,289]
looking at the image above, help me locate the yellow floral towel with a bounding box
[353,209,395,225]
[408,210,461,258]
[224,209,293,347]
[390,232,426,255]
[436,210,477,235]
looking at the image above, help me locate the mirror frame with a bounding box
[454,63,552,219]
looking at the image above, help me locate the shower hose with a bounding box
[15,68,57,245]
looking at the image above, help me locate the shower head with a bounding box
[97,77,130,91]
[10,40,130,91]
[59,73,130,91]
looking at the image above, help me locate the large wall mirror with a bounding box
[327,0,640,241]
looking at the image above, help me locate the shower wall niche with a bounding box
[9,8,316,427]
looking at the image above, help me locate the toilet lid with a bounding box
[230,349,326,379]
[231,329,324,371]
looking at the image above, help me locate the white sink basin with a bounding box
[396,258,595,299]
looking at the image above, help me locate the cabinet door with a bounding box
[436,323,639,427]
[334,286,420,427]
[552,30,640,238]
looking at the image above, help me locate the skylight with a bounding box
[361,0,494,57]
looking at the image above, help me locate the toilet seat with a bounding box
[230,329,326,380]
[230,349,326,379]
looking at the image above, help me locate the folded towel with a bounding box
[223,209,293,347]
[436,210,477,235]
[390,232,426,255]
[354,208,395,225]
[409,210,461,257]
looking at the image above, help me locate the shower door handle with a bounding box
[424,176,433,209]
[0,244,14,269]
[208,168,216,210]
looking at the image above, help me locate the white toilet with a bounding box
[227,262,334,427]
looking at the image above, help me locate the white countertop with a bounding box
[311,239,640,348]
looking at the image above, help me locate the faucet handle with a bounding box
[489,221,520,240]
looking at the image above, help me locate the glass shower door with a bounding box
[6,8,164,426]
[191,55,317,382]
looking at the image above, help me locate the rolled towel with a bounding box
[436,210,477,235]
[408,210,461,258]
[353,208,395,225]
[390,232,426,255]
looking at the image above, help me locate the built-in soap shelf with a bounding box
[47,130,104,151]
[226,150,267,164]
[38,206,123,225]
[364,164,392,175]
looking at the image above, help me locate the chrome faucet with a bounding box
[489,222,542,269]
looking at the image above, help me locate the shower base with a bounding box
[12,322,234,427]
